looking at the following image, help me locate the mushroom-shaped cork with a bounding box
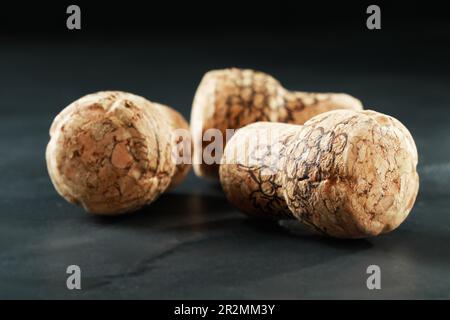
[220,109,419,238]
[191,68,363,180]
[46,91,191,215]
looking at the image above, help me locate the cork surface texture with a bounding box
[46,91,190,214]
[220,110,419,238]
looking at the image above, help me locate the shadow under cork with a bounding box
[85,192,242,230]
[85,191,373,252]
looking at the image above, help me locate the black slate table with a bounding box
[1,28,449,299]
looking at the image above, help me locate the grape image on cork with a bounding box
[45,68,419,238]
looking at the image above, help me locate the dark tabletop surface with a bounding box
[0,25,449,299]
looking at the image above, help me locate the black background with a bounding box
[0,0,449,299]
[1,1,448,33]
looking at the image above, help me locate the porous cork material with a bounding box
[219,109,419,238]
[46,91,191,215]
[191,68,364,179]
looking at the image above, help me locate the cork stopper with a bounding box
[220,109,419,238]
[191,68,363,180]
[46,91,191,215]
